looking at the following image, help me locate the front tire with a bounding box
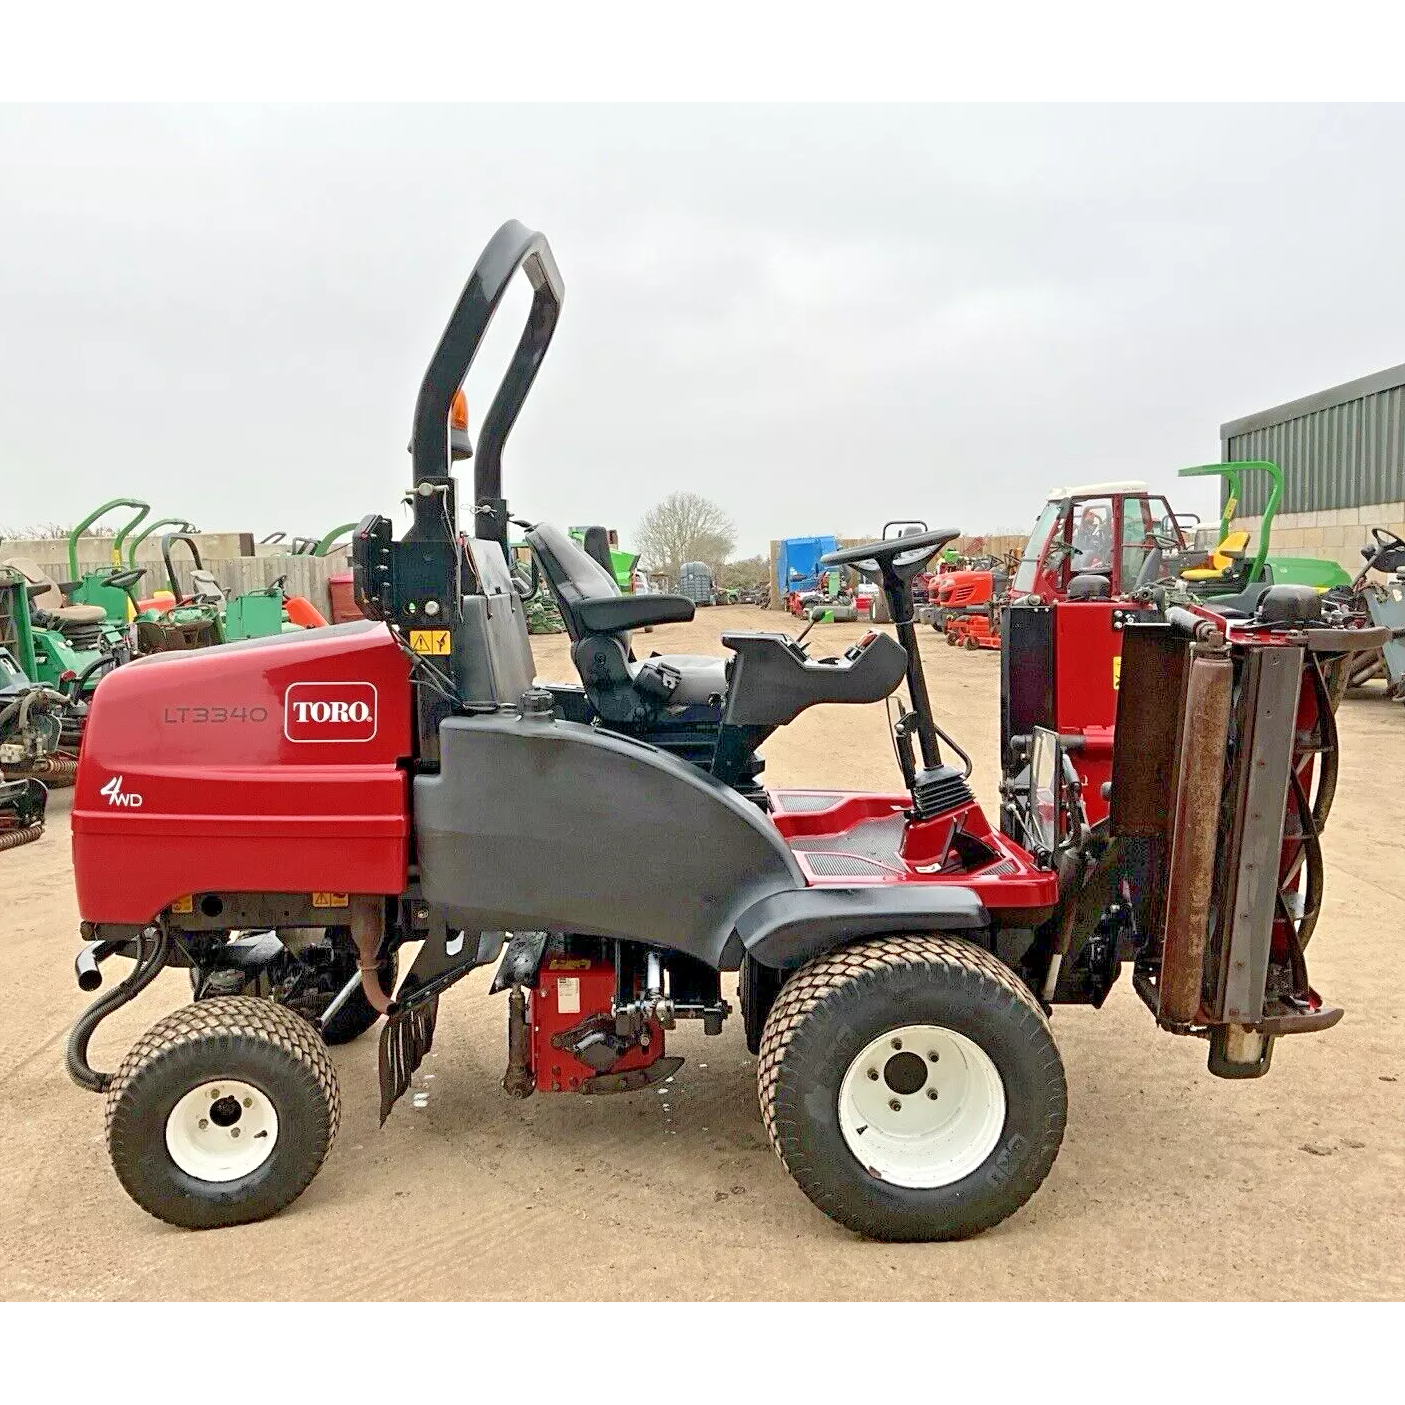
[105,997,340,1229]
[757,934,1066,1242]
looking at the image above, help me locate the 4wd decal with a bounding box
[100,775,143,808]
[283,682,378,743]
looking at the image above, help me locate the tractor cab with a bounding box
[1012,482,1187,602]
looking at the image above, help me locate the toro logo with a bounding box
[283,682,378,743]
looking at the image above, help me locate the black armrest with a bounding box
[575,593,695,634]
[721,629,907,726]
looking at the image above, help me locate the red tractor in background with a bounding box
[930,481,1195,652]
[1010,480,1195,602]
[62,221,1385,1243]
[930,550,1016,650]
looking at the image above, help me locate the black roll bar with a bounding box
[408,220,564,548]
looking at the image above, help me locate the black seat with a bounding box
[525,523,729,722]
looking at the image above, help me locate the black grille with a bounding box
[912,765,974,820]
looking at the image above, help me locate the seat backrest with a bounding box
[1,557,63,611]
[1210,529,1251,571]
[526,522,623,644]
[460,537,536,706]
[190,569,227,605]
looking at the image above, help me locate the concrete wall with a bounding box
[1230,500,1405,577]
[17,549,352,619]
[1,532,255,570]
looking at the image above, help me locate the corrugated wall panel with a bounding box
[1225,382,1405,516]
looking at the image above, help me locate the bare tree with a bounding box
[719,554,769,589]
[0,522,110,540]
[636,492,737,583]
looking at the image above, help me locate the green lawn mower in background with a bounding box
[310,523,359,557]
[134,533,320,653]
[0,546,128,700]
[125,515,198,575]
[570,526,640,593]
[0,555,94,834]
[1176,461,1352,608]
[63,498,154,629]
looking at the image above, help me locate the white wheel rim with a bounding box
[838,1024,1006,1189]
[165,1080,279,1183]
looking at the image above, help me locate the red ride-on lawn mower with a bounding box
[65,222,1379,1241]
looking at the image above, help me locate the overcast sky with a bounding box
[3,104,1403,559]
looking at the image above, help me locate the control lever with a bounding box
[795,616,820,647]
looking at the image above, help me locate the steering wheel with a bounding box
[1073,520,1110,566]
[267,574,288,595]
[822,528,962,582]
[1366,526,1405,576]
[822,528,962,626]
[108,569,146,592]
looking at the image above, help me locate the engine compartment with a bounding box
[71,621,413,923]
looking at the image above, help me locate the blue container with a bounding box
[775,535,839,598]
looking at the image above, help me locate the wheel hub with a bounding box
[838,1024,1006,1189]
[165,1079,279,1183]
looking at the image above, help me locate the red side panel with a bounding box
[72,622,412,924]
[1051,600,1154,825]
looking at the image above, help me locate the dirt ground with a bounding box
[2,604,1403,1300]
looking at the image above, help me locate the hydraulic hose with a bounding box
[65,927,171,1093]
[0,824,43,851]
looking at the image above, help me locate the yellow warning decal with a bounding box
[1112,656,1122,690]
[171,894,194,914]
[547,957,592,971]
[409,629,451,655]
[1224,496,1238,518]
[312,892,350,909]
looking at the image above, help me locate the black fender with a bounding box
[732,884,988,971]
[415,712,805,968]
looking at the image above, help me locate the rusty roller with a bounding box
[1158,638,1234,1025]
[27,756,79,786]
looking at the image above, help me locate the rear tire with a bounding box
[757,934,1066,1242]
[105,997,340,1229]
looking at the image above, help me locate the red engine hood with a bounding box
[73,622,413,925]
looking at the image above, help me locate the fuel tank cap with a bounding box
[517,688,556,721]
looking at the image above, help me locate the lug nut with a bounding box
[867,1069,879,1081]
[888,1099,901,1112]
[198,1118,208,1130]
[243,1098,252,1108]
[891,1038,903,1050]
[231,1128,241,1139]
[928,1051,940,1062]
[927,1089,939,1100]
